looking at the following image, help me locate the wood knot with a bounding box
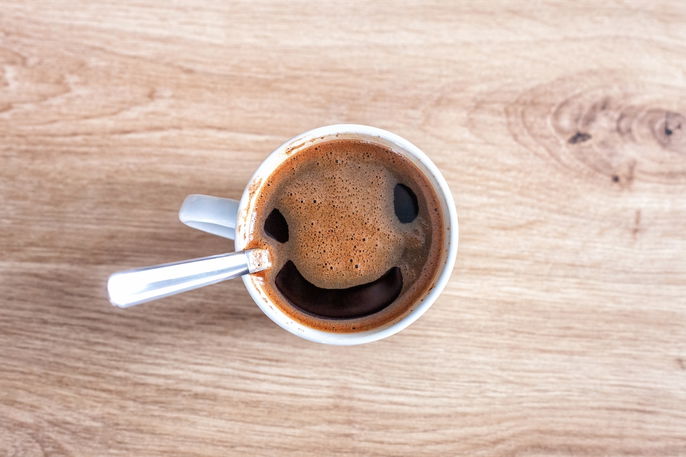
[505,72,686,186]
[568,131,592,144]
[651,111,685,150]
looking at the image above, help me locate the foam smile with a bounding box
[274,261,403,319]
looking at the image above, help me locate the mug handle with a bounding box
[179,194,239,239]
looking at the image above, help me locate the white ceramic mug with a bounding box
[179,124,458,345]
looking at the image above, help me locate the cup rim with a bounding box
[235,124,458,345]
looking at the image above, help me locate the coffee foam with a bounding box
[247,139,444,333]
[278,154,406,289]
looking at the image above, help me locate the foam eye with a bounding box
[264,208,289,242]
[393,183,418,223]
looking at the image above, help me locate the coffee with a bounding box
[246,139,444,332]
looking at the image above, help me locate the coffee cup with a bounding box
[108,124,458,345]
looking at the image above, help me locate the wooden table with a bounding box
[2,1,685,455]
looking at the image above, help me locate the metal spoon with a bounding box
[107,249,270,308]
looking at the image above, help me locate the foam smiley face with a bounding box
[262,154,422,320]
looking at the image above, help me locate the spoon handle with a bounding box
[107,249,270,308]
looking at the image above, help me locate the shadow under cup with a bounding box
[234,125,458,345]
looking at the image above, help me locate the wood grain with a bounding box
[2,1,686,455]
